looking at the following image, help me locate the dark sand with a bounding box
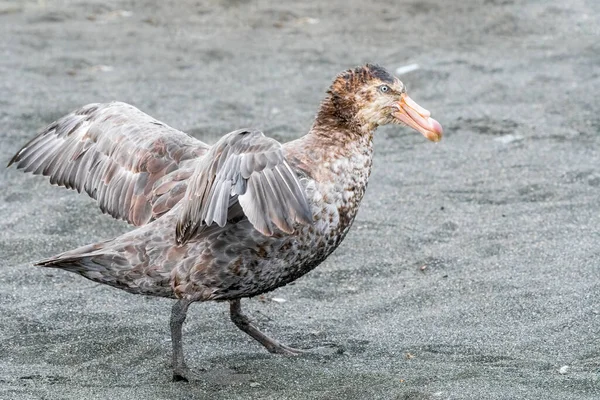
[1,0,599,399]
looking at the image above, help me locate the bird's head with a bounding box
[317,64,443,142]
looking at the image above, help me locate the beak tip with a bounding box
[425,117,443,142]
[426,132,442,142]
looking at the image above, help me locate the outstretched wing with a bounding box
[176,129,312,244]
[8,102,209,226]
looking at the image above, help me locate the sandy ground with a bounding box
[1,0,599,399]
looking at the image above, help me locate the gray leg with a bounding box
[170,299,192,382]
[229,299,303,355]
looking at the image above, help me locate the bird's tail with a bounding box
[36,240,173,297]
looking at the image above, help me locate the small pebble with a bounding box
[494,134,524,144]
[558,365,569,374]
[395,64,420,75]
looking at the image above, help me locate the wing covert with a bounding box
[176,129,312,244]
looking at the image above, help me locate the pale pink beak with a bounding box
[393,93,443,142]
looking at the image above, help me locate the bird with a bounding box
[8,64,443,381]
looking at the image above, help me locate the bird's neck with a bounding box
[284,111,375,249]
[284,118,375,186]
[284,90,378,193]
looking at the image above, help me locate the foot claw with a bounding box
[172,366,194,382]
[172,372,189,383]
[268,343,305,356]
[280,342,345,357]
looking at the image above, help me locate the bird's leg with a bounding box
[170,299,193,382]
[229,299,304,355]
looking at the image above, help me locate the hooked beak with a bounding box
[393,93,443,142]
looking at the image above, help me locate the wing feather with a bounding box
[176,129,312,244]
[9,102,209,225]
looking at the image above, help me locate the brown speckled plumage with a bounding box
[8,64,443,381]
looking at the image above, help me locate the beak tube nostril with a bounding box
[402,94,431,118]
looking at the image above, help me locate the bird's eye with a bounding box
[379,85,390,93]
